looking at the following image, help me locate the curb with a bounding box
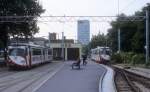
[98,65,107,92]
[99,64,117,92]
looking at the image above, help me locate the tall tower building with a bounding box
[77,20,90,45]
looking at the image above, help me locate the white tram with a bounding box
[0,50,4,64]
[7,43,53,68]
[91,46,111,64]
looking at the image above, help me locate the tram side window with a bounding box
[106,50,111,55]
[94,50,96,54]
[32,49,42,55]
[48,49,52,55]
[0,51,4,58]
[99,50,102,55]
[96,50,98,55]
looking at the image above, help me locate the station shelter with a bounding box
[50,42,82,61]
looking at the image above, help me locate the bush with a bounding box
[111,53,123,64]
[111,52,146,65]
[121,52,135,64]
[131,54,145,65]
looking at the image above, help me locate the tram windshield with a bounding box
[105,50,111,55]
[9,48,25,57]
[0,51,4,58]
[101,48,111,55]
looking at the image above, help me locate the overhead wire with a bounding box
[0,0,145,23]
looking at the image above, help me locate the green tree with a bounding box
[89,33,108,49]
[107,3,150,53]
[0,0,45,60]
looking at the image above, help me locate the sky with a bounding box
[36,0,150,40]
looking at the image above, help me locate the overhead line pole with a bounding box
[146,9,149,65]
[117,0,121,53]
[118,28,121,53]
[61,32,64,61]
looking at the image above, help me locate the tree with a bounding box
[82,45,89,55]
[0,0,45,60]
[107,3,150,53]
[89,33,108,49]
[0,0,44,37]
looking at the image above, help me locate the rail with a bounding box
[113,66,150,92]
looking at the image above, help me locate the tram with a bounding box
[91,46,111,64]
[7,43,53,68]
[0,50,4,64]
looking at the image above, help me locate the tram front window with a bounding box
[106,50,110,55]
[0,51,4,58]
[9,48,25,57]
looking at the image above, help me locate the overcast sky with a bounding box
[36,0,150,40]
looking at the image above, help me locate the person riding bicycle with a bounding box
[82,54,87,65]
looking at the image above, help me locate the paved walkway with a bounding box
[36,61,106,92]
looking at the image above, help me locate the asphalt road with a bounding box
[36,61,106,92]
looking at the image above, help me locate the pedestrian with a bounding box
[82,55,87,65]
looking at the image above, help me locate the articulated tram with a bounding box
[91,46,111,64]
[0,50,4,64]
[7,43,52,68]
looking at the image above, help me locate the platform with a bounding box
[35,61,107,92]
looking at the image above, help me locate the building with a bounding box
[50,42,82,61]
[49,33,56,40]
[77,20,90,45]
[46,33,82,61]
[32,37,47,46]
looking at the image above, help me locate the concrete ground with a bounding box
[36,61,106,92]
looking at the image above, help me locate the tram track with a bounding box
[0,70,52,92]
[0,62,63,92]
[0,71,18,78]
[113,66,150,92]
[125,70,150,89]
[114,68,140,92]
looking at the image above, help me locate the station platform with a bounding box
[35,61,109,92]
[114,64,150,79]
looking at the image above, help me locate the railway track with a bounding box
[114,68,140,92]
[114,67,150,92]
[0,62,63,92]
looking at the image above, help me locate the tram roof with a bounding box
[91,46,110,51]
[97,46,110,49]
[9,43,45,48]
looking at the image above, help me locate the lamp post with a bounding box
[48,32,51,48]
[61,32,64,61]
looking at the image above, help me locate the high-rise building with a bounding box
[77,20,90,45]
